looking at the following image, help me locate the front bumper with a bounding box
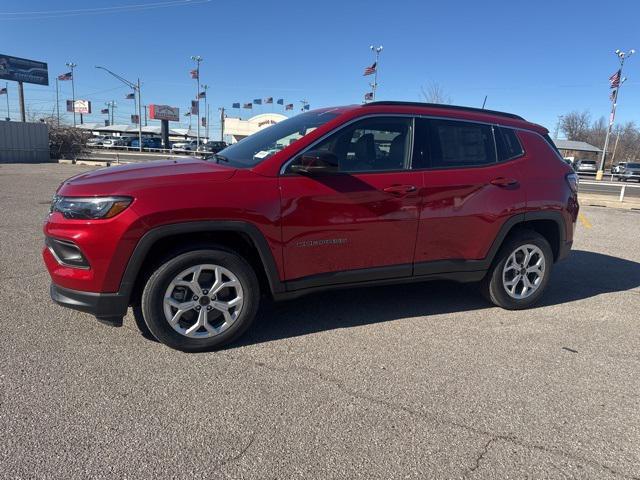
[50,283,129,326]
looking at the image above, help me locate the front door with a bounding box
[279,116,422,285]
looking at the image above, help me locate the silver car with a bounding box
[574,159,598,175]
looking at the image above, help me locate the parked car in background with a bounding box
[101,136,127,148]
[130,137,163,150]
[198,141,227,153]
[86,135,109,147]
[44,101,579,352]
[172,139,199,152]
[612,162,627,174]
[574,159,598,175]
[617,162,640,181]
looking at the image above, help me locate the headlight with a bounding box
[50,195,132,219]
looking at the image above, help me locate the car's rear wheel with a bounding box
[141,248,259,352]
[482,230,553,310]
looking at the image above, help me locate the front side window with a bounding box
[290,117,411,173]
[213,110,340,167]
[429,119,496,168]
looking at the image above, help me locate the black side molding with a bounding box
[50,283,127,326]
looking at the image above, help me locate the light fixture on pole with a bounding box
[191,55,203,151]
[597,48,634,180]
[65,62,77,127]
[95,66,143,152]
[369,45,383,101]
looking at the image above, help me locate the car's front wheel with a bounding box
[141,248,259,352]
[482,230,553,310]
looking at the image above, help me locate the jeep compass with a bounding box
[44,101,579,351]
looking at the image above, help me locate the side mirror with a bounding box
[290,150,339,175]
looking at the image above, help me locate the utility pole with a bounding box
[219,107,225,141]
[144,105,148,126]
[369,45,383,101]
[598,48,634,180]
[66,62,77,127]
[95,66,143,151]
[191,55,203,150]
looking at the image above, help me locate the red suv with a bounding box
[44,101,579,351]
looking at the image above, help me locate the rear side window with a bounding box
[429,119,496,168]
[495,127,524,162]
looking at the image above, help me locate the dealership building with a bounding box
[224,113,287,143]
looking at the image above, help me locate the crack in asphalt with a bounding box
[234,353,640,480]
[214,434,255,473]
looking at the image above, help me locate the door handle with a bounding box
[383,184,417,195]
[490,177,519,187]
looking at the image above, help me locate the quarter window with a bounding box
[496,127,524,161]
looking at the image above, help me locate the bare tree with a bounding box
[559,111,591,141]
[420,82,452,104]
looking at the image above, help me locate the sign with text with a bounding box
[0,53,49,86]
[149,104,179,122]
[66,99,91,114]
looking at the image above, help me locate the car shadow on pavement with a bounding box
[231,250,640,348]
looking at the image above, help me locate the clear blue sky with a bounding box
[2,0,639,137]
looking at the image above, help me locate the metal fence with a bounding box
[0,121,50,163]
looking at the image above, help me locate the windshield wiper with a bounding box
[213,154,229,164]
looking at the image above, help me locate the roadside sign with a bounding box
[66,99,91,114]
[149,104,179,122]
[0,53,49,86]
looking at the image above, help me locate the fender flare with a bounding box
[117,221,285,304]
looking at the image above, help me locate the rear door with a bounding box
[412,118,526,272]
[279,116,422,284]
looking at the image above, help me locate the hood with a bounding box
[58,157,236,196]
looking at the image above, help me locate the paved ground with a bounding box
[1,163,639,479]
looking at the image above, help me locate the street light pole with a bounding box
[202,84,209,141]
[66,62,77,127]
[369,45,383,101]
[597,48,634,180]
[95,66,143,151]
[191,55,203,151]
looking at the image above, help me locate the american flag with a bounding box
[100,108,109,114]
[232,102,240,108]
[264,97,273,104]
[197,91,206,99]
[125,93,135,99]
[243,102,252,109]
[191,100,199,114]
[363,62,376,76]
[610,89,617,102]
[0,87,6,95]
[364,92,373,101]
[254,98,262,105]
[285,103,294,110]
[131,114,140,124]
[276,98,284,105]
[57,72,72,81]
[190,69,199,79]
[609,69,621,88]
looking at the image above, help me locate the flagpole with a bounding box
[202,84,208,141]
[191,55,202,151]
[597,49,634,180]
[54,79,59,126]
[66,62,77,127]
[369,45,383,101]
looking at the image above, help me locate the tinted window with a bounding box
[496,127,524,161]
[411,118,430,169]
[298,117,411,173]
[429,119,496,168]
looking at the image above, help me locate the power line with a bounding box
[0,0,211,20]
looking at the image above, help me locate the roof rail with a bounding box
[362,101,525,121]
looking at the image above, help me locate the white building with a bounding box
[224,113,287,143]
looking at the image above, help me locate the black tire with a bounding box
[481,229,553,310]
[141,248,259,352]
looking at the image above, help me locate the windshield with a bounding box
[213,110,340,167]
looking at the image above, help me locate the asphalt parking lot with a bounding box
[1,163,639,479]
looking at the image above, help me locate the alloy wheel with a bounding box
[502,244,546,300]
